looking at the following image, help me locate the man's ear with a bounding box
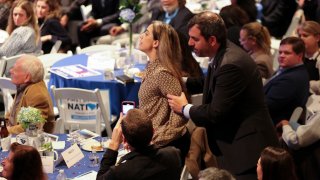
[208,36,217,47]
[24,73,31,83]
[153,40,159,48]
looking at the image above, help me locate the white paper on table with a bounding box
[50,64,101,79]
[73,170,98,180]
[52,141,65,150]
[61,144,84,168]
[87,51,115,71]
[41,156,54,173]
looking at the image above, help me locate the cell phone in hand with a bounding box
[122,101,135,115]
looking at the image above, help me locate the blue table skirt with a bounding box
[0,134,106,180]
[48,54,145,115]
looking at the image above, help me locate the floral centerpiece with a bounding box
[119,0,142,66]
[17,106,46,136]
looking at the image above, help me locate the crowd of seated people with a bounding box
[1,0,320,180]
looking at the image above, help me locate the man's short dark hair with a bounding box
[188,11,227,47]
[280,37,305,55]
[121,109,153,150]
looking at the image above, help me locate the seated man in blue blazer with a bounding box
[264,37,310,125]
[96,109,181,180]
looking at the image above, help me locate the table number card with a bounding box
[41,156,54,173]
[61,144,84,168]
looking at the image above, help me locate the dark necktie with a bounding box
[203,61,215,102]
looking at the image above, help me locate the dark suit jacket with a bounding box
[96,146,181,180]
[188,42,279,174]
[91,0,120,25]
[39,18,71,54]
[151,6,194,39]
[261,0,297,38]
[263,65,310,124]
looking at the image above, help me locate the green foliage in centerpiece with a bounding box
[42,142,53,152]
[17,106,46,129]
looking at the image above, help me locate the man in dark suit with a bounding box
[77,0,120,48]
[151,0,194,39]
[96,109,181,180]
[168,12,279,180]
[261,0,297,38]
[264,37,310,125]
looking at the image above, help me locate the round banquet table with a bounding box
[48,54,145,116]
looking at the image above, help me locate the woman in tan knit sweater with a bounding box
[138,21,190,159]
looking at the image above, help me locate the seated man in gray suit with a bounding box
[96,109,181,180]
[263,37,310,125]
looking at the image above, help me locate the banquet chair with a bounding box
[0,54,25,77]
[0,77,16,115]
[76,44,117,55]
[49,40,62,54]
[51,85,112,137]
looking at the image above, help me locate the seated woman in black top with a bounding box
[36,0,71,53]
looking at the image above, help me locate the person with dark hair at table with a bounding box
[177,30,203,78]
[96,109,181,180]
[263,37,309,125]
[257,146,298,180]
[1,142,47,180]
[231,0,257,22]
[168,12,279,180]
[36,0,71,53]
[219,5,250,48]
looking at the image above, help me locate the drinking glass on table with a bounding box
[69,124,80,145]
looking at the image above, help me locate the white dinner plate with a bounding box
[81,140,104,152]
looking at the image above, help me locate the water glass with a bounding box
[69,124,80,145]
[89,151,99,167]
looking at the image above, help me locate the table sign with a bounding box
[50,64,101,79]
[61,144,84,168]
[41,156,54,173]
